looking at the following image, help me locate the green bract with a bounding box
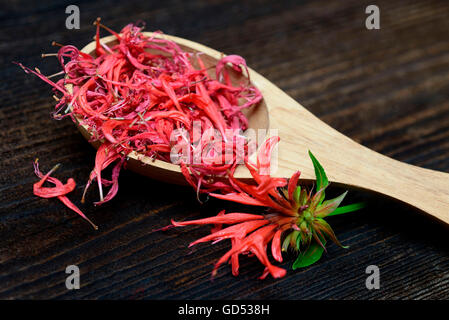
[286,151,364,269]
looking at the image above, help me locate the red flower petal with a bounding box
[212,224,287,279]
[189,219,269,247]
[271,229,283,263]
[33,160,97,230]
[171,212,264,227]
[210,192,267,207]
[210,209,225,234]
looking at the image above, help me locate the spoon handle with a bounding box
[333,144,449,224]
[265,92,449,224]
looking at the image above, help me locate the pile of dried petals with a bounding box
[20,20,261,225]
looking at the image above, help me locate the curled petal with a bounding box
[102,119,130,144]
[33,160,97,230]
[257,136,280,176]
[216,55,249,82]
[34,178,76,198]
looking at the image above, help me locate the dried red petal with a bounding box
[33,160,98,230]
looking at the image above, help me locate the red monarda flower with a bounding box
[172,137,363,279]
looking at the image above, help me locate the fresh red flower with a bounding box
[172,137,364,278]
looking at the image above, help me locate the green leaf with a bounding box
[308,151,328,193]
[292,240,326,269]
[315,191,348,218]
[328,202,366,217]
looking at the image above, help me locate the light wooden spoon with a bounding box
[70,32,449,225]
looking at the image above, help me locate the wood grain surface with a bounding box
[1,0,448,299]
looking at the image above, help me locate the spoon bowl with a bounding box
[73,32,270,185]
[72,32,449,224]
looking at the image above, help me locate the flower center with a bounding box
[303,210,313,222]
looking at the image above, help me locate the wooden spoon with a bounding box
[71,32,449,225]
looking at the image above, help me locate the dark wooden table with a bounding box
[1,0,448,299]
